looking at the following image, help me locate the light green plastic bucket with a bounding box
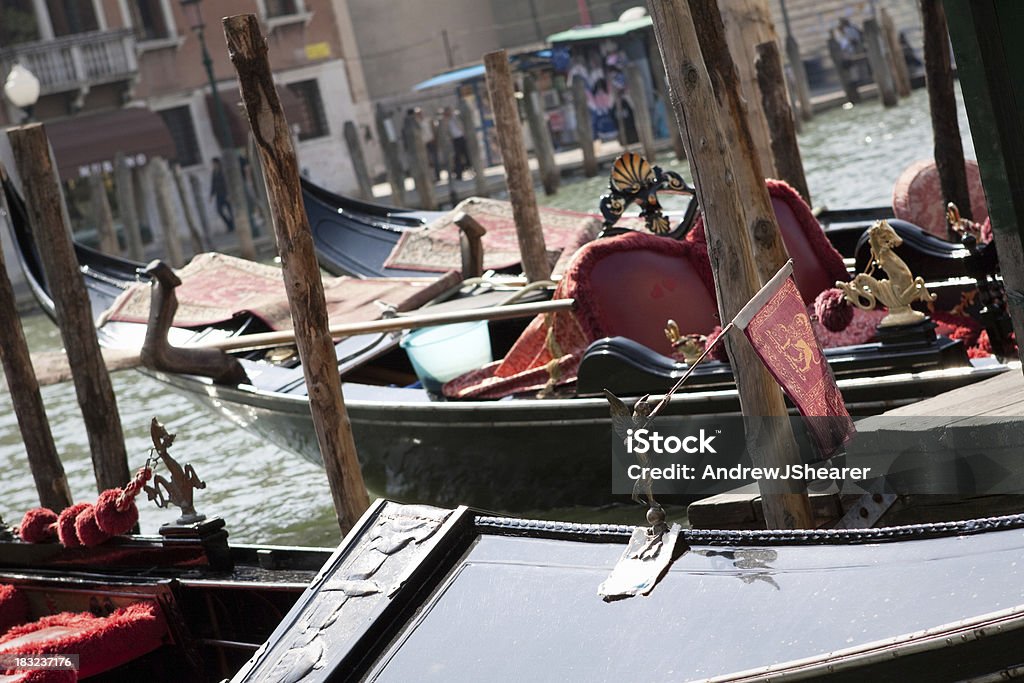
[400,320,492,394]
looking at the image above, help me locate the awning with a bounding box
[206,84,305,148]
[546,16,652,44]
[412,50,552,92]
[46,106,176,180]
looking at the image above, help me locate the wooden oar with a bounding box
[23,298,574,389]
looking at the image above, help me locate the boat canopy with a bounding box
[546,16,652,44]
[412,50,552,91]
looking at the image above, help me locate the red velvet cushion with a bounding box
[0,602,166,679]
[0,587,28,636]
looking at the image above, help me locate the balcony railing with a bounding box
[0,29,138,96]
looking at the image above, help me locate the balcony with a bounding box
[0,29,138,101]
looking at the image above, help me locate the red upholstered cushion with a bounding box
[686,179,850,303]
[0,602,166,679]
[0,670,75,683]
[892,159,988,238]
[0,587,28,636]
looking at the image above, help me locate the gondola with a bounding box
[2,160,1009,512]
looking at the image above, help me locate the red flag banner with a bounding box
[733,260,855,459]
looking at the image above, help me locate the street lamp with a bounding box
[179,0,233,152]
[3,63,40,123]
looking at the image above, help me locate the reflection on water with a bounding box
[1,85,975,545]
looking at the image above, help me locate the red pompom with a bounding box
[73,505,111,548]
[18,508,57,544]
[705,326,729,362]
[56,502,92,547]
[948,325,980,348]
[94,488,139,536]
[814,288,854,333]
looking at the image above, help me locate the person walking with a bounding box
[446,106,470,180]
[209,157,234,233]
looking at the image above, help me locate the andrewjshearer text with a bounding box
[626,464,872,481]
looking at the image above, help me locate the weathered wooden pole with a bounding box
[114,152,145,261]
[0,163,73,511]
[173,164,209,253]
[779,0,813,120]
[435,115,458,207]
[689,1,791,283]
[571,77,598,176]
[827,35,861,104]
[718,0,779,179]
[223,150,257,259]
[87,173,119,255]
[649,0,813,529]
[756,40,811,205]
[863,18,899,107]
[223,14,369,534]
[458,98,490,197]
[483,50,551,282]
[374,104,407,207]
[404,114,438,211]
[522,74,560,195]
[187,172,211,245]
[647,40,687,160]
[343,120,374,201]
[626,63,658,162]
[8,124,131,493]
[151,157,185,268]
[921,0,972,229]
[881,7,912,97]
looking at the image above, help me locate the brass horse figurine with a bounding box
[837,220,936,327]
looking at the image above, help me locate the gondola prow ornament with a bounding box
[837,220,936,327]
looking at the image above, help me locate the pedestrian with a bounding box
[417,108,439,181]
[446,106,470,180]
[209,157,234,233]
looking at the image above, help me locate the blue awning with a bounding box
[412,50,552,92]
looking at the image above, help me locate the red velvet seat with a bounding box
[0,602,167,680]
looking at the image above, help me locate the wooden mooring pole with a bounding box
[87,173,120,256]
[404,113,437,211]
[375,104,407,207]
[223,14,369,535]
[343,121,374,201]
[458,98,490,198]
[571,76,598,177]
[690,0,791,284]
[863,18,899,108]
[483,50,551,282]
[522,74,560,195]
[880,8,912,98]
[626,63,658,163]
[8,124,131,493]
[756,40,811,205]
[921,0,972,233]
[0,163,73,511]
[151,157,186,268]
[114,152,145,262]
[650,0,813,530]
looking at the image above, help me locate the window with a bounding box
[0,1,40,45]
[158,106,201,167]
[286,80,329,140]
[265,0,298,18]
[46,0,99,37]
[130,0,170,41]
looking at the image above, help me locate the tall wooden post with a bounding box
[756,40,811,205]
[571,77,598,176]
[881,7,912,97]
[921,0,972,229]
[650,0,812,530]
[780,0,813,120]
[626,63,658,162]
[8,124,131,493]
[863,18,899,108]
[114,152,144,262]
[223,14,369,535]
[343,121,374,201]
[88,173,119,255]
[404,115,438,211]
[188,173,211,245]
[0,163,73,511]
[522,74,560,195]
[717,0,779,179]
[173,164,209,253]
[944,0,1024,370]
[374,104,407,207]
[223,150,257,259]
[458,97,490,197]
[151,157,185,268]
[435,115,458,207]
[483,50,551,282]
[689,1,791,283]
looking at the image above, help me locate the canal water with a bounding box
[0,86,975,547]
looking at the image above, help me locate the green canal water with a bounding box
[0,87,975,546]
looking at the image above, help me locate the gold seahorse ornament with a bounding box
[836,220,936,327]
